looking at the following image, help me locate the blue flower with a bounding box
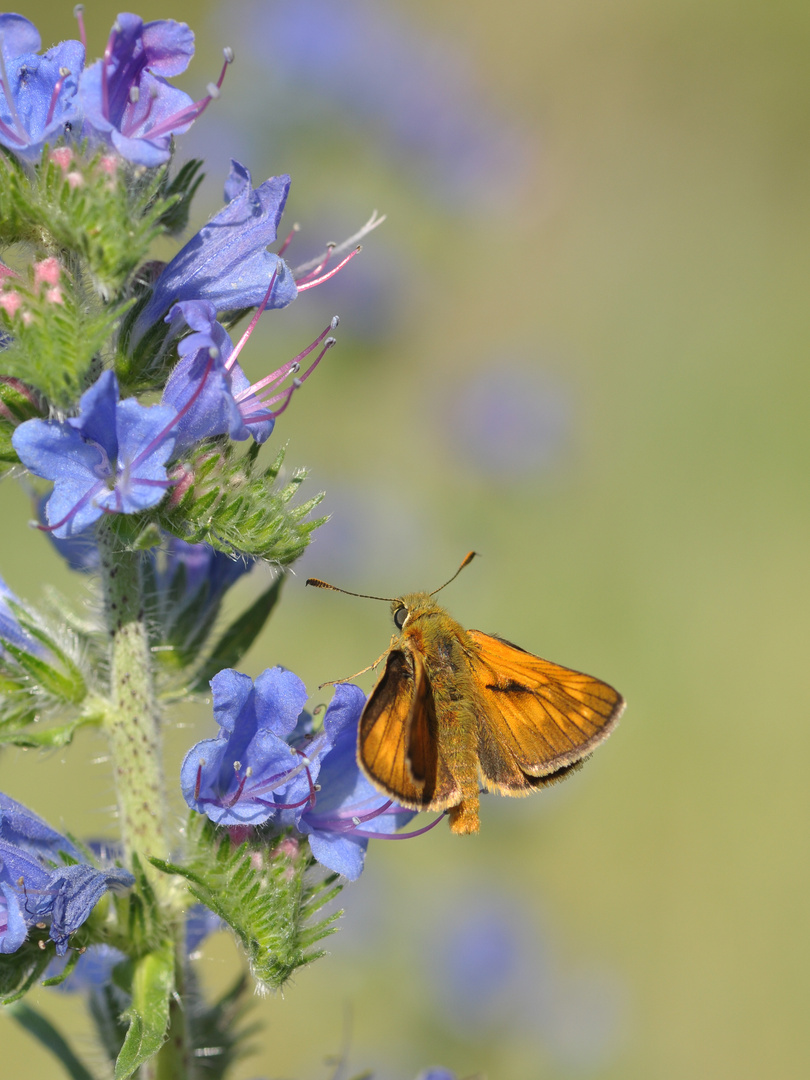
[12,369,177,538]
[0,793,135,955]
[45,863,135,955]
[161,300,273,454]
[0,14,84,162]
[160,300,336,454]
[182,670,422,879]
[78,14,196,167]
[131,161,298,346]
[181,667,317,827]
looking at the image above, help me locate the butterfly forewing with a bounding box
[358,647,460,810]
[467,630,624,779]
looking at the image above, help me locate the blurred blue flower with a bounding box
[12,370,177,538]
[440,362,571,478]
[0,793,134,955]
[132,160,297,346]
[224,0,533,210]
[424,890,626,1069]
[0,13,84,162]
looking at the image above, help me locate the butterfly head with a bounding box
[391,592,444,631]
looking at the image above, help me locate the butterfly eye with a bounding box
[394,606,408,629]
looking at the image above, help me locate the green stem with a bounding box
[97,520,169,870]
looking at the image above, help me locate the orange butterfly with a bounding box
[306,553,624,834]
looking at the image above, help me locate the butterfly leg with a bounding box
[317,647,389,689]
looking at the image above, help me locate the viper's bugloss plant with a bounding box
[0,8,438,1079]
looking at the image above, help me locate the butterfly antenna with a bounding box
[305,577,394,602]
[430,550,478,596]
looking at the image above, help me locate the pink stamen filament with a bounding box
[137,52,231,141]
[44,68,71,127]
[276,223,300,258]
[73,6,87,52]
[238,317,338,401]
[352,812,447,840]
[295,246,361,291]
[226,263,280,372]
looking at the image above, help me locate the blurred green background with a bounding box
[2,0,810,1077]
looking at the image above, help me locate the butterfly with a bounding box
[306,553,624,834]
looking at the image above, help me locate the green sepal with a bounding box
[40,948,82,988]
[0,928,55,1003]
[188,573,285,692]
[114,939,174,1080]
[158,441,326,563]
[154,157,205,235]
[151,816,343,990]
[5,1002,95,1080]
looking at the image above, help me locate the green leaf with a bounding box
[114,940,174,1080]
[189,573,285,692]
[6,1002,95,1080]
[0,712,100,748]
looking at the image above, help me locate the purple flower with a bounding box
[181,667,317,827]
[0,793,134,955]
[78,14,198,167]
[12,369,177,538]
[161,299,336,454]
[0,14,84,162]
[131,160,298,346]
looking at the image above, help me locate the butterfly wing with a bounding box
[358,646,461,810]
[467,630,624,793]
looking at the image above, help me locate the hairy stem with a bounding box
[97,520,168,870]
